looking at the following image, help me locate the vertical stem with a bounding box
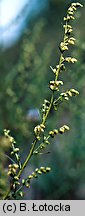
[17,139,37,178]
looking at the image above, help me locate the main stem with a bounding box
[17,139,38,178]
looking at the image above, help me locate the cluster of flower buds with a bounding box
[11,147,19,155]
[49,80,63,91]
[4,129,16,144]
[65,57,77,63]
[43,136,50,146]
[60,41,68,52]
[35,143,46,153]
[8,163,20,191]
[58,125,70,134]
[69,88,79,96]
[42,99,50,117]
[49,125,69,137]
[60,3,83,53]
[60,31,75,52]
[60,88,79,101]
[49,129,58,138]
[68,37,76,45]
[53,88,79,110]
[34,124,45,140]
[64,24,73,34]
[8,164,19,177]
[11,148,21,168]
[33,135,50,155]
[64,3,83,22]
[4,129,21,169]
[22,167,51,188]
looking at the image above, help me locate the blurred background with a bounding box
[0,0,85,199]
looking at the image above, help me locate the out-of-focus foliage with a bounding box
[0,0,85,199]
[0,136,10,199]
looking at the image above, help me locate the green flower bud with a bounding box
[67,91,73,97]
[49,131,54,138]
[22,179,25,185]
[33,151,38,155]
[13,164,19,169]
[40,144,46,149]
[65,97,69,100]
[28,175,33,179]
[37,170,42,175]
[72,3,83,8]
[19,191,24,197]
[45,140,50,145]
[42,169,46,173]
[26,183,30,188]
[60,42,68,51]
[35,168,39,173]
[40,167,45,171]
[54,129,58,135]
[13,148,19,153]
[63,125,70,131]
[14,176,19,181]
[65,57,77,63]
[59,127,65,134]
[70,89,79,95]
[46,167,51,172]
